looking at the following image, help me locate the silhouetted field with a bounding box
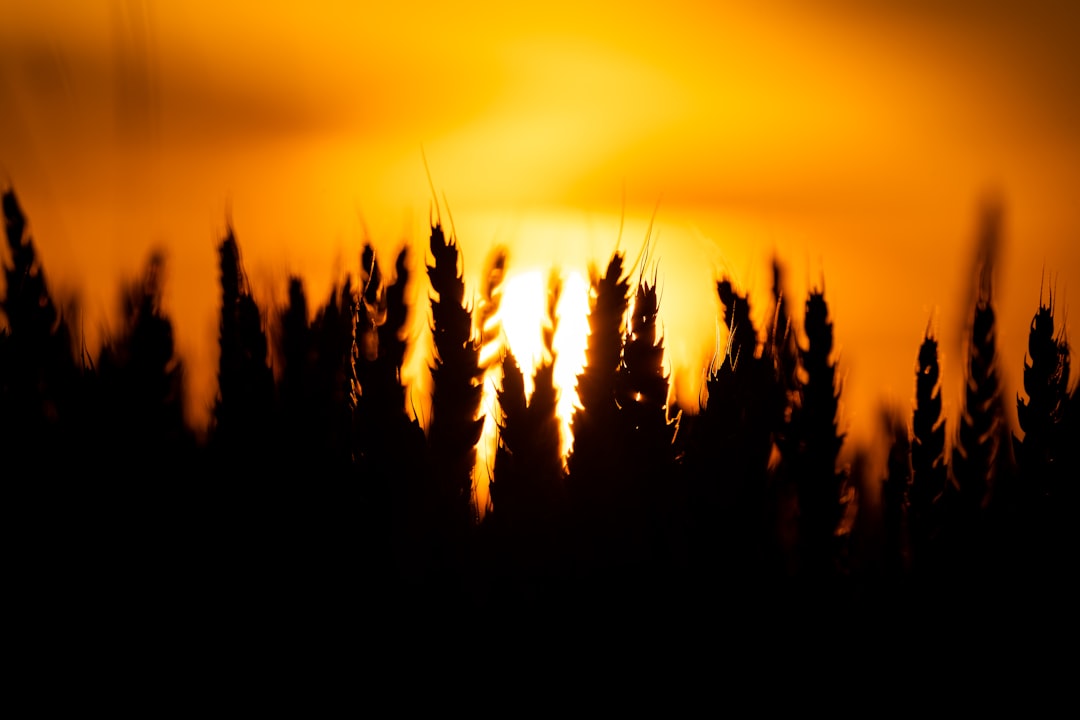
[3,187,1076,639]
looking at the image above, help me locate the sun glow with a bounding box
[503,269,590,458]
[474,267,590,513]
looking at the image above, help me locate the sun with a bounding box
[474,267,591,512]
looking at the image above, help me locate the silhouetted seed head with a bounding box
[361,244,382,310]
[2,189,27,250]
[908,323,948,564]
[478,246,508,368]
[587,252,630,374]
[1015,288,1071,497]
[717,277,758,370]
[953,288,1001,512]
[2,188,63,338]
[483,248,507,303]
[568,251,630,503]
[918,333,939,380]
[804,291,833,362]
[380,246,411,367]
[499,350,528,421]
[287,277,308,322]
[542,269,562,361]
[426,221,484,531]
[428,223,465,308]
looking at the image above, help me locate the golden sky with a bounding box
[2,0,1078,447]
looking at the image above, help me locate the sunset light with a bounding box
[3,2,1079,629]
[502,268,591,456]
[476,267,591,512]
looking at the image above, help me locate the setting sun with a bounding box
[475,267,591,512]
[500,268,591,454]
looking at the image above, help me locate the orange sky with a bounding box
[2,0,1078,450]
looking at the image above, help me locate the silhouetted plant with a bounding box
[615,272,680,572]
[7,181,1080,615]
[793,287,851,578]
[490,271,564,529]
[687,278,779,584]
[770,259,802,439]
[910,324,947,569]
[213,228,275,461]
[766,260,803,572]
[1065,383,1080,506]
[276,276,315,467]
[477,246,507,370]
[309,277,359,473]
[951,207,1004,515]
[351,244,427,586]
[953,298,1000,512]
[1,190,66,345]
[617,276,676,450]
[882,408,912,578]
[474,245,507,522]
[567,252,631,578]
[489,340,566,591]
[274,272,362,485]
[1003,289,1074,581]
[355,245,419,435]
[1013,289,1070,501]
[492,351,528,511]
[354,244,381,432]
[361,244,382,312]
[355,242,382,435]
[426,222,485,566]
[96,251,190,472]
[718,279,758,365]
[532,268,565,486]
[384,247,414,389]
[0,188,79,466]
[568,252,629,473]
[938,205,1009,587]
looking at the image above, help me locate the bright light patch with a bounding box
[498,269,590,460]
[474,267,592,515]
[551,271,590,459]
[499,270,547,395]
